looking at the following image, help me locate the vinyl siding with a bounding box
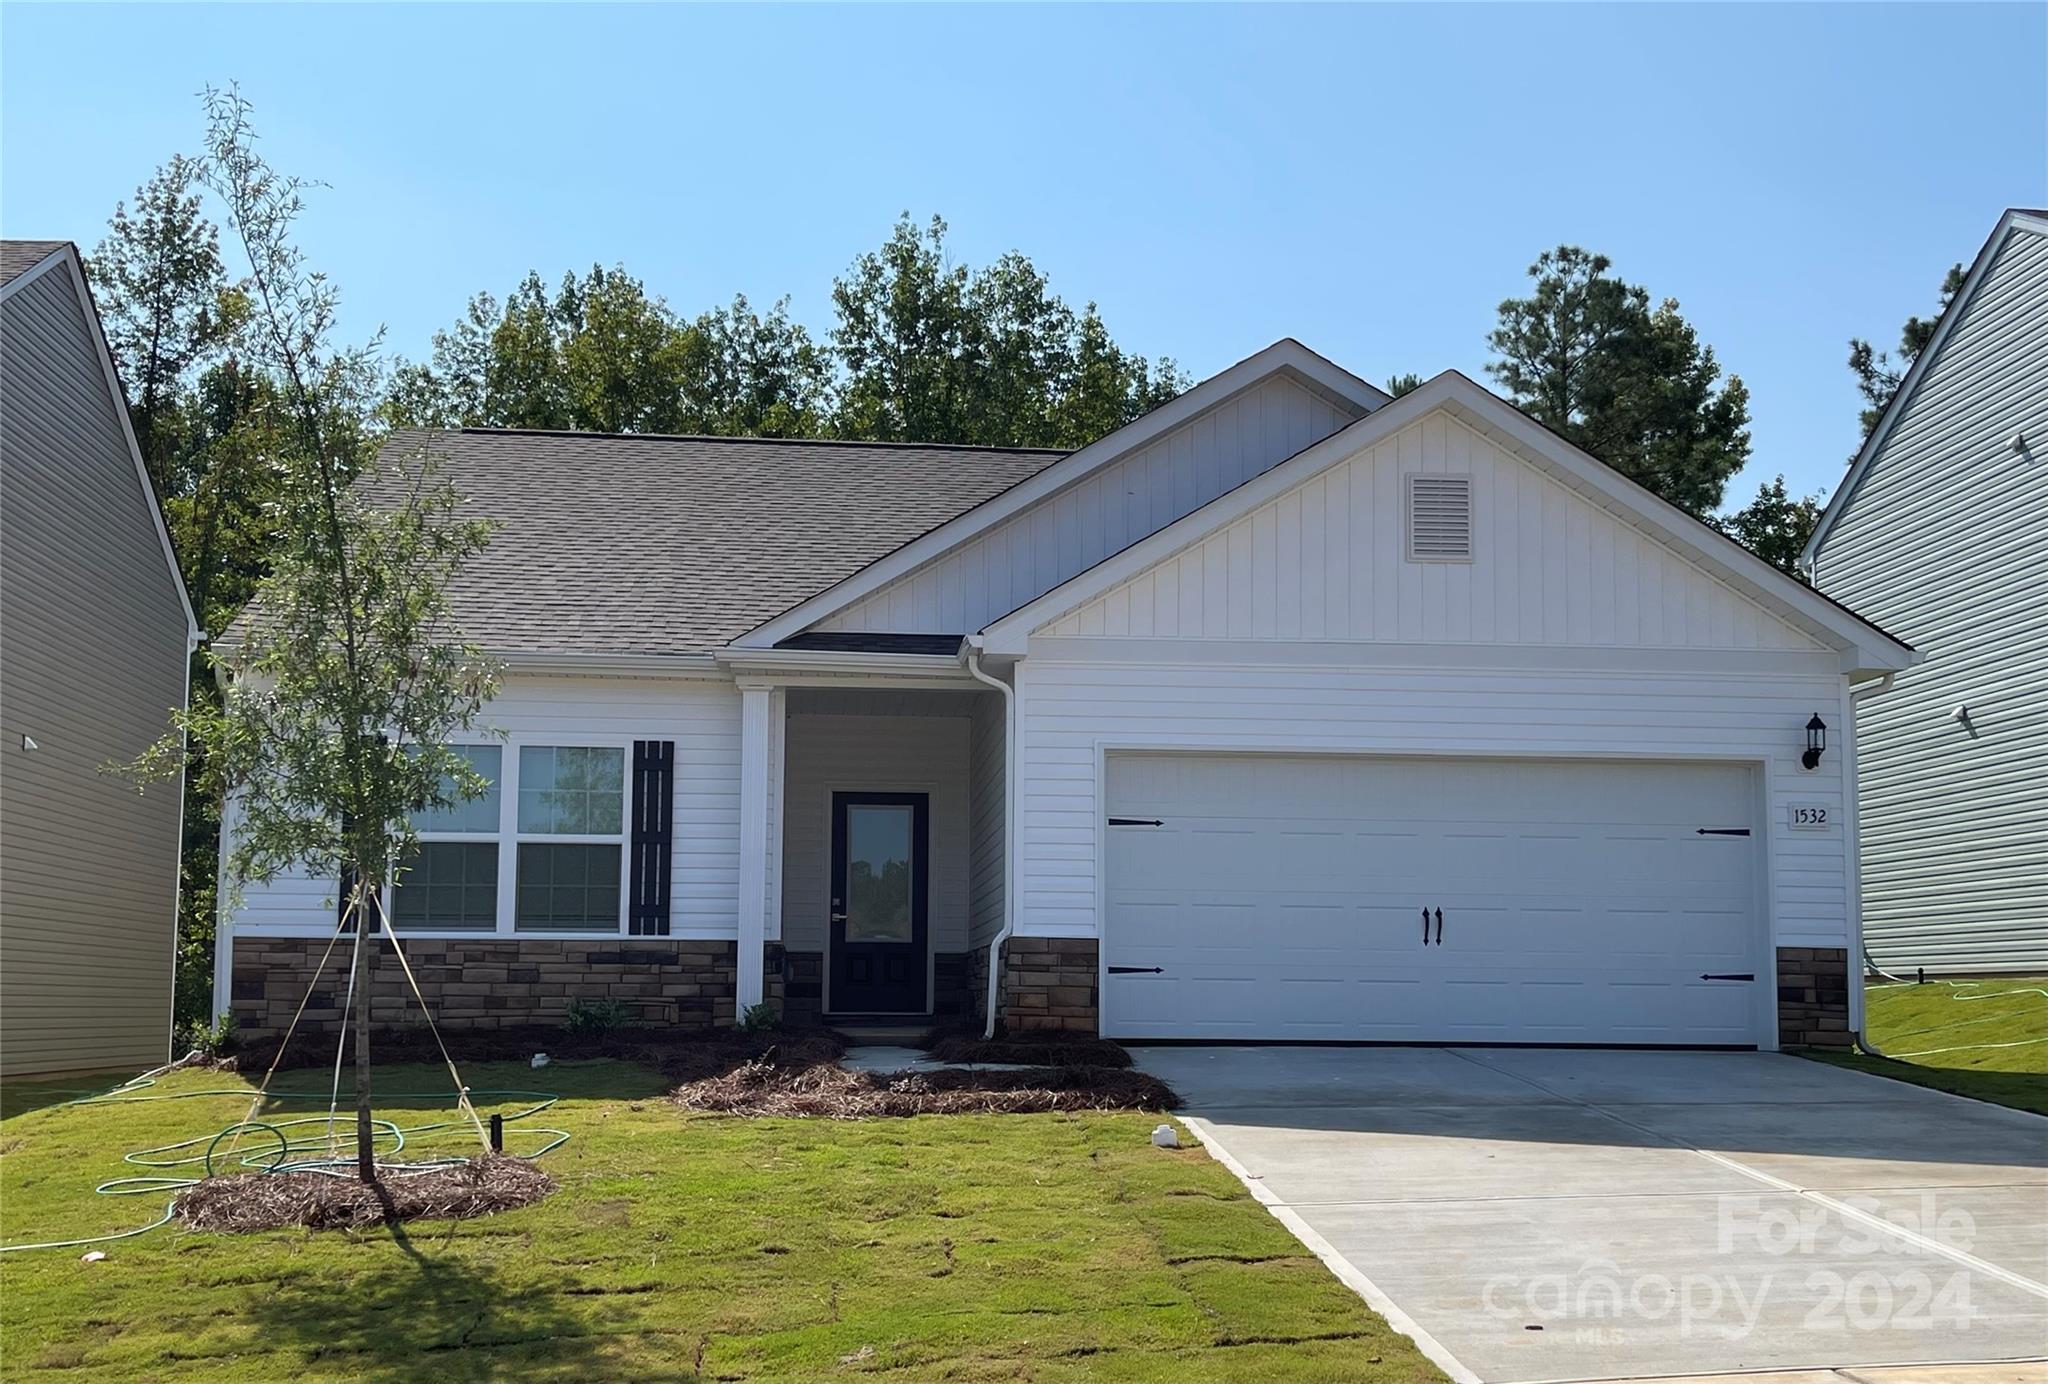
[1013,658,1851,967]
[1045,412,1826,653]
[225,674,744,939]
[1812,220,2048,974]
[778,711,972,955]
[967,687,1007,950]
[817,374,1358,635]
[1,262,189,1076]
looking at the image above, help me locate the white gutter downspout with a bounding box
[1844,670,1898,1055]
[964,640,1017,1039]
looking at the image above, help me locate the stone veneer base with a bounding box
[1777,946,1851,1048]
[230,937,749,1038]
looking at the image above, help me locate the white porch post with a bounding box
[735,681,773,1015]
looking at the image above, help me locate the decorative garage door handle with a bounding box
[1420,907,1445,946]
[1107,965,1164,974]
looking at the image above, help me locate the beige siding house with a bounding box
[1805,209,2048,976]
[1,240,199,1077]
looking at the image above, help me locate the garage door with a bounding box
[1102,754,1763,1045]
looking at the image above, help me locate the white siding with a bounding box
[226,674,744,938]
[817,375,1357,635]
[1813,221,2048,973]
[967,688,1007,950]
[1044,413,1825,653]
[1013,657,1852,963]
[1,261,189,1077]
[777,711,972,955]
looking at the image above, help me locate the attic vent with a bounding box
[1406,475,1473,562]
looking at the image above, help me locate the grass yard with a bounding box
[1808,976,2048,1115]
[0,1059,1439,1383]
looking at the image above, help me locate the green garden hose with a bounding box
[0,1072,570,1254]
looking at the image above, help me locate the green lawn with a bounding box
[0,1060,1438,1383]
[1808,976,2048,1115]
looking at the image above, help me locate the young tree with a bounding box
[1716,475,1824,579]
[1487,246,1751,516]
[87,156,241,494]
[129,90,499,1182]
[1847,261,1967,439]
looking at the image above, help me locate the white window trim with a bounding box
[396,733,638,939]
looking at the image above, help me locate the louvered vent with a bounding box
[1405,475,1473,562]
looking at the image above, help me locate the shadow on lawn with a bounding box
[239,1217,643,1383]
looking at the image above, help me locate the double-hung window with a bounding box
[392,744,503,932]
[514,745,626,932]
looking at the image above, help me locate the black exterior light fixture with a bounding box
[1801,714,1828,770]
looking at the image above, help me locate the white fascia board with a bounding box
[727,338,1387,650]
[2,246,203,642]
[1803,209,2048,566]
[714,647,974,684]
[497,650,726,679]
[980,371,1915,672]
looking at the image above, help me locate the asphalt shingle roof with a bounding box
[347,428,1066,657]
[0,240,69,289]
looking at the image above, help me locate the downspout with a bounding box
[964,640,1016,1040]
[1843,670,1898,1056]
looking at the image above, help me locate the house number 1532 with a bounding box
[1789,804,1830,830]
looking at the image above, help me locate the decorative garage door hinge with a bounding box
[1699,973,1756,981]
[1107,965,1165,974]
[1695,827,1751,836]
[1108,817,1164,827]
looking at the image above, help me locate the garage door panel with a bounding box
[1103,754,1763,1046]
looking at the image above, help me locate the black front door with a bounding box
[828,791,930,1015]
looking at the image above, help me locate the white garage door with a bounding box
[1103,754,1763,1045]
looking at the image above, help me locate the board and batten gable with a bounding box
[814,372,1359,636]
[1809,212,2048,974]
[1,251,193,1076]
[999,402,1863,1008]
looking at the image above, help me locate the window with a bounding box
[515,745,625,932]
[1405,474,1474,562]
[393,745,502,932]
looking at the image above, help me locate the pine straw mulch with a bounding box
[672,1059,1178,1119]
[919,1031,1135,1069]
[232,1023,844,1079]
[173,1154,555,1233]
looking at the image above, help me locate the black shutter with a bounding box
[629,739,675,936]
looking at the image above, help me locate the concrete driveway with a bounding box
[1138,1047,2048,1384]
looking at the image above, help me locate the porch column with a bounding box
[735,681,774,1015]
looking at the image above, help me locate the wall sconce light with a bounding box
[1801,714,1827,770]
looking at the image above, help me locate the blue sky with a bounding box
[4,3,2041,507]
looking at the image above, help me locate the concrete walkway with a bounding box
[1137,1047,2048,1384]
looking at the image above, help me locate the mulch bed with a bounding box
[920,1031,1135,1069]
[673,1060,1178,1118]
[233,1024,844,1079]
[173,1154,555,1233]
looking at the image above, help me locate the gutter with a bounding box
[1844,670,1900,1056]
[963,638,1017,1039]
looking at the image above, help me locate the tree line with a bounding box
[85,115,1960,1034]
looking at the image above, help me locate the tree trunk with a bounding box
[353,881,376,1183]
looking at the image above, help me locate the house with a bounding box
[1,240,200,1077]
[1804,208,2048,977]
[217,340,1915,1051]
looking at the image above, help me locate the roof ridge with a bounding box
[453,426,1068,456]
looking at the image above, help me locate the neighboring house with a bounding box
[1805,208,2048,977]
[1,240,200,1077]
[219,339,1912,1052]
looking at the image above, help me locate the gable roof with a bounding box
[270,428,1066,658]
[729,338,1388,648]
[977,370,1915,674]
[1803,208,2048,565]
[0,240,200,641]
[1,240,67,289]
